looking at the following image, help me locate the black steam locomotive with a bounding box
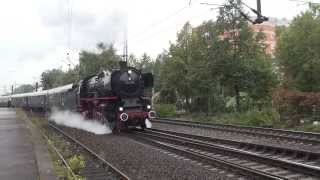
[0,62,155,132]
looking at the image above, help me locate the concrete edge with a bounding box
[19,111,58,180]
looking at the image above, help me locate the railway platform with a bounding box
[0,108,56,180]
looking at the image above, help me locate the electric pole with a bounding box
[201,0,268,24]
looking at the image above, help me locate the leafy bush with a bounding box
[155,104,176,117]
[216,108,281,127]
[273,88,320,125]
[68,155,85,174]
[295,123,320,133]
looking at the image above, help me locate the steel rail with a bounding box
[149,128,320,161]
[131,131,285,180]
[133,129,320,179]
[49,123,131,180]
[153,118,320,144]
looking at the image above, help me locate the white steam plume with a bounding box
[145,118,152,128]
[49,109,111,135]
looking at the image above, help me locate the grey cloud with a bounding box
[37,0,127,50]
[73,11,127,48]
[41,10,96,28]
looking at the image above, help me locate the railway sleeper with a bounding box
[134,130,320,178]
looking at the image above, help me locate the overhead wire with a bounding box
[65,0,75,67]
[290,0,320,3]
[67,0,72,50]
[132,7,190,42]
[126,0,222,53]
[116,3,191,52]
[130,7,214,47]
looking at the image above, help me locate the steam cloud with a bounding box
[49,109,111,135]
[145,118,152,128]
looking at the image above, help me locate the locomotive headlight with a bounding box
[147,105,151,109]
[128,70,132,74]
[119,107,124,111]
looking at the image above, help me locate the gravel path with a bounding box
[57,126,238,180]
[152,122,320,153]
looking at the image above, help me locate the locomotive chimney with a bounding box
[119,61,127,70]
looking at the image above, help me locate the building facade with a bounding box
[250,18,290,56]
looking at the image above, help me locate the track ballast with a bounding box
[131,128,320,180]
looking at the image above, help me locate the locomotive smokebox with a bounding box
[111,67,143,98]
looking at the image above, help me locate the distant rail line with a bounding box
[153,118,320,145]
[132,129,320,180]
[49,123,130,180]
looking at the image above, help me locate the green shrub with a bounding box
[216,108,281,127]
[295,123,320,133]
[155,104,176,117]
[68,155,85,174]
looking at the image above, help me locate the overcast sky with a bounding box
[0,0,311,94]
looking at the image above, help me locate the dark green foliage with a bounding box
[155,104,176,117]
[158,0,277,114]
[273,88,320,126]
[13,84,34,94]
[216,108,281,127]
[276,5,320,92]
[295,123,320,133]
[41,69,65,90]
[40,68,80,90]
[79,43,121,78]
[158,88,177,104]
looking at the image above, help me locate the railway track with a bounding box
[49,123,130,180]
[149,128,320,167]
[153,118,320,145]
[131,128,320,180]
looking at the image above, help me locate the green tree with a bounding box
[154,51,169,92]
[128,54,139,67]
[139,53,154,73]
[61,66,80,85]
[13,84,34,94]
[79,43,121,78]
[213,0,276,112]
[161,22,194,110]
[159,0,277,113]
[128,53,155,73]
[40,69,65,90]
[276,5,320,92]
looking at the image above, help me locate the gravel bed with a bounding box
[152,122,320,153]
[56,125,239,180]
